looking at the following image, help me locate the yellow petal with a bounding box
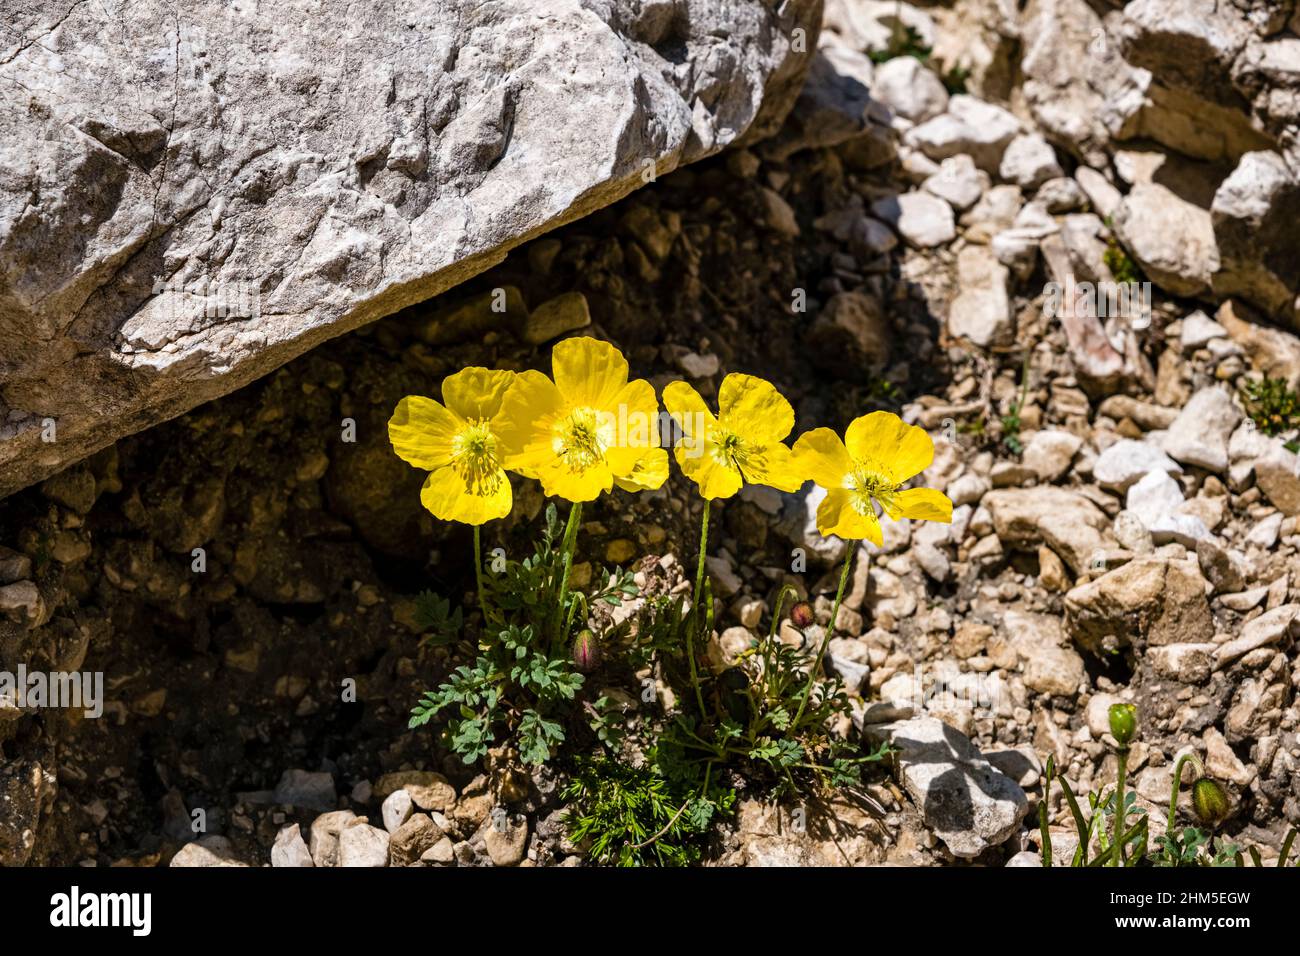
[613,447,669,492]
[605,378,662,477]
[895,487,953,523]
[552,336,628,409]
[663,380,718,453]
[738,440,804,493]
[496,370,564,476]
[419,465,512,525]
[674,443,743,500]
[389,396,462,470]
[817,488,882,544]
[792,428,852,489]
[845,411,934,483]
[537,460,613,503]
[442,367,516,421]
[718,373,794,443]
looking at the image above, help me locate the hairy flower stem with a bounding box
[1167,752,1203,835]
[793,546,855,727]
[473,524,486,613]
[686,503,710,720]
[1112,746,1129,867]
[553,502,583,646]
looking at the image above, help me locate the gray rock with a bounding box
[905,95,1021,172]
[381,789,414,834]
[1148,643,1215,684]
[1113,183,1220,297]
[0,0,820,499]
[865,717,1029,859]
[948,244,1012,347]
[485,813,529,866]
[1211,150,1299,329]
[271,824,314,867]
[517,292,590,346]
[999,133,1063,189]
[1065,555,1214,655]
[0,546,32,586]
[170,835,249,868]
[1162,388,1242,473]
[308,809,358,867]
[873,55,949,122]
[1214,604,1300,669]
[1126,470,1210,547]
[1093,439,1182,492]
[338,823,390,867]
[984,487,1113,577]
[870,191,956,248]
[923,155,989,211]
[389,814,445,866]
[1180,310,1228,350]
[271,769,336,812]
[1022,430,1082,482]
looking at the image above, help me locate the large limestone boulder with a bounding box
[0,0,820,498]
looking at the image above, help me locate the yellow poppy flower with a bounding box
[662,374,804,500]
[792,410,952,544]
[495,337,668,502]
[388,367,517,525]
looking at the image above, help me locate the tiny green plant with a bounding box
[1100,220,1142,285]
[1241,376,1300,439]
[561,754,734,867]
[1001,351,1032,455]
[868,22,930,64]
[408,504,601,766]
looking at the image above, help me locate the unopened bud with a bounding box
[572,629,600,672]
[789,601,815,630]
[1192,778,1230,826]
[1108,702,1137,747]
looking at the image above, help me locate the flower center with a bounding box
[844,459,898,516]
[553,406,611,473]
[709,426,753,472]
[451,420,503,496]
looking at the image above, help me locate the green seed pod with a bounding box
[572,629,600,672]
[1108,702,1137,746]
[1192,778,1230,826]
[789,601,815,629]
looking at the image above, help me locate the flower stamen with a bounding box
[451,420,503,496]
[553,406,610,473]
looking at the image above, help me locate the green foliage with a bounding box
[940,65,970,96]
[409,618,584,765]
[1101,222,1141,285]
[1241,376,1300,438]
[408,505,592,766]
[658,584,890,800]
[412,591,463,646]
[868,24,930,64]
[1001,352,1032,456]
[561,754,733,867]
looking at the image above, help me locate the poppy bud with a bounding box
[1108,702,1137,747]
[1192,778,1230,826]
[572,629,600,672]
[790,601,815,629]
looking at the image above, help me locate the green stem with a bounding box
[1166,752,1202,836]
[1112,746,1129,867]
[473,524,487,613]
[793,545,855,727]
[552,501,583,645]
[686,502,710,721]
